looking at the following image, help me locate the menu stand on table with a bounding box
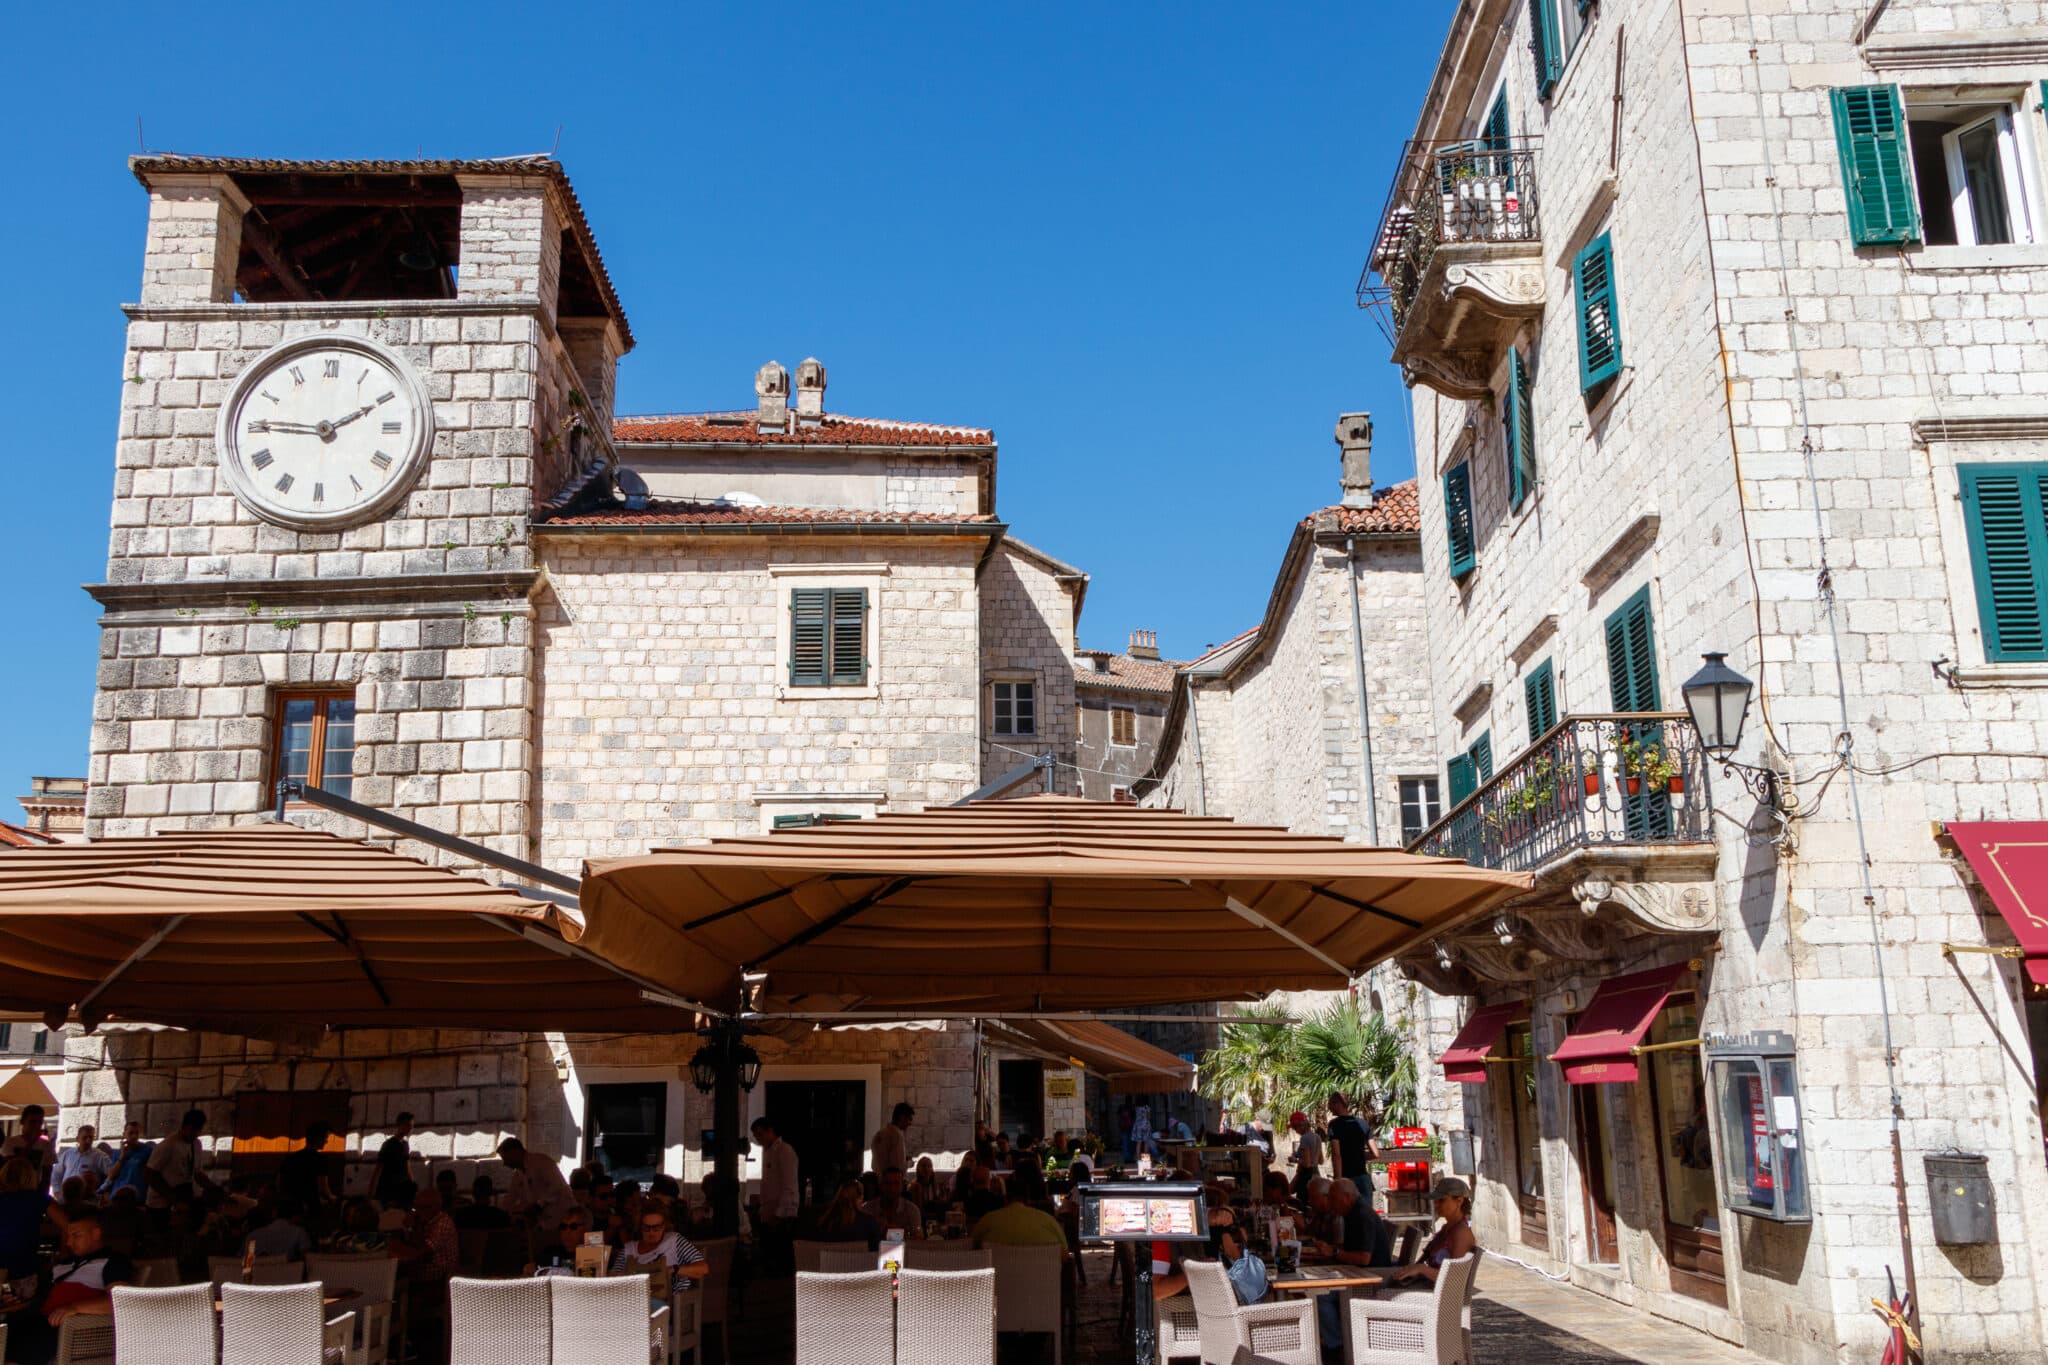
[1075,1181,1210,1365]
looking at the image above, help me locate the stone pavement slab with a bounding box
[1470,1259,1770,1364]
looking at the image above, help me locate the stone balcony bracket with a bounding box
[1392,242,1547,402]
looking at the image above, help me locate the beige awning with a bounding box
[0,1066,58,1117]
[990,1018,1194,1093]
[577,796,1531,1015]
[0,824,693,1034]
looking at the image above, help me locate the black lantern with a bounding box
[734,1042,764,1091]
[1682,652,1753,757]
[687,1045,719,1095]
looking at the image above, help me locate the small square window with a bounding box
[1110,707,1137,747]
[1400,777,1442,845]
[274,690,355,800]
[992,681,1037,737]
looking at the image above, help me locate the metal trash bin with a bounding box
[1925,1153,1995,1246]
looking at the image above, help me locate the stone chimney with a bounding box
[1335,412,1374,508]
[794,357,827,424]
[755,360,790,431]
[1128,629,1160,660]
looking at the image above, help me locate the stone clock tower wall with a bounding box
[86,162,625,860]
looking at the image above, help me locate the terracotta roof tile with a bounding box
[535,499,997,529]
[0,823,61,849]
[613,412,994,448]
[1310,480,1420,535]
[1073,652,1184,694]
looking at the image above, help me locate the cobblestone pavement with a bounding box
[726,1245,1774,1365]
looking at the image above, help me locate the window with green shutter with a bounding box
[772,813,864,829]
[1830,85,1920,246]
[1525,659,1558,741]
[1574,233,1623,396]
[1604,586,1660,712]
[1530,0,1564,99]
[1444,463,1476,579]
[1482,88,1513,186]
[789,586,869,686]
[1959,462,2048,660]
[1447,753,1476,807]
[1506,347,1535,509]
[1469,732,1494,783]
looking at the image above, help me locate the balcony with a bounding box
[1398,715,1721,995]
[1359,139,1545,401]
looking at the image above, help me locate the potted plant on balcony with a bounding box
[1619,735,1682,795]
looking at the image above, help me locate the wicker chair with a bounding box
[792,1240,834,1275]
[219,1282,356,1365]
[665,1285,701,1365]
[209,1257,306,1289]
[54,1314,117,1365]
[306,1253,398,1365]
[447,1277,550,1365]
[549,1274,669,1365]
[1183,1260,1316,1365]
[820,1248,884,1274]
[794,1270,895,1365]
[896,1268,995,1365]
[989,1244,1063,1365]
[901,1243,991,1270]
[112,1283,217,1365]
[1155,1292,1202,1364]
[1345,1252,1481,1365]
[130,1258,182,1288]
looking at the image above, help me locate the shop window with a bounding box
[274,691,355,799]
[1706,1035,1811,1223]
[1647,997,1727,1307]
[1110,707,1137,748]
[1399,777,1442,844]
[992,680,1038,737]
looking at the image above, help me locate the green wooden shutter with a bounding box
[1830,85,1920,245]
[1444,463,1476,578]
[1604,586,1660,712]
[1506,347,1535,509]
[1525,659,1558,741]
[789,588,828,686]
[1482,89,1513,187]
[1530,0,1564,99]
[1469,732,1494,783]
[1574,233,1623,395]
[827,587,868,684]
[1960,463,2048,660]
[1447,753,1476,806]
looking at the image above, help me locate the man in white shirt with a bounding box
[1,1105,53,1186]
[144,1109,215,1211]
[49,1125,113,1199]
[871,1102,913,1177]
[495,1138,575,1228]
[751,1116,799,1272]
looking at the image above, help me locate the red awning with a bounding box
[1550,962,1689,1084]
[1944,821,2048,985]
[1438,1002,1525,1083]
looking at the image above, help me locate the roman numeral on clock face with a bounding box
[312,483,324,504]
[323,358,340,379]
[249,449,274,470]
[350,476,363,494]
[248,419,269,434]
[289,366,306,386]
[275,473,294,493]
[371,451,393,471]
[382,421,401,434]
[376,391,396,405]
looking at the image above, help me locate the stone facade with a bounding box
[1374,2,2048,1360]
[976,539,1084,797]
[1073,634,1178,803]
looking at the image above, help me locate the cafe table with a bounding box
[1268,1265,1383,1299]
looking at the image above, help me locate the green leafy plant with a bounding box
[1619,735,1681,792]
[1198,995,1420,1129]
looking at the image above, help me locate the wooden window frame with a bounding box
[272,689,356,799]
[992,680,1038,738]
[1443,463,1476,578]
[1109,706,1138,748]
[1398,776,1442,845]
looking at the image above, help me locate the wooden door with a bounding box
[1572,1083,1620,1264]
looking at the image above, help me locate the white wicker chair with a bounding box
[219,1282,356,1365]
[209,1256,306,1289]
[448,1276,550,1365]
[112,1283,217,1365]
[792,1240,834,1275]
[820,1247,884,1274]
[550,1274,669,1365]
[989,1244,1063,1365]
[666,1285,700,1365]
[1345,1252,1481,1365]
[53,1314,117,1365]
[1156,1293,1202,1364]
[897,1268,995,1365]
[902,1243,992,1270]
[1183,1260,1316,1365]
[794,1270,895,1365]
[306,1253,398,1365]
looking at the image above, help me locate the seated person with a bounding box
[1,1211,133,1365]
[1306,1177,1394,1358]
[1384,1178,1479,1293]
[813,1182,883,1249]
[908,1157,945,1213]
[388,1187,457,1283]
[860,1167,924,1239]
[961,1163,1004,1222]
[971,1168,1067,1251]
[432,1169,461,1213]
[1260,1170,1294,1209]
[611,1203,708,1283]
[1151,1223,1266,1306]
[529,1210,594,1275]
[451,1176,511,1231]
[246,1198,312,1260]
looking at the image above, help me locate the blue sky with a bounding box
[0,2,1444,807]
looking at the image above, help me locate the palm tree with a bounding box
[1197,999,1293,1123]
[1198,994,1420,1128]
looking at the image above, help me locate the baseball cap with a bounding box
[1288,1111,1309,1126]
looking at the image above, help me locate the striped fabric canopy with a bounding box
[578,796,1532,1016]
[0,824,689,1033]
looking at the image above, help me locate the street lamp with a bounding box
[687,1045,719,1094]
[734,1041,763,1091]
[1680,652,1795,820]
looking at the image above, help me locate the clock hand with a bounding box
[260,421,324,434]
[325,404,377,431]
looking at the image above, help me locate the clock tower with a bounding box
[88,156,632,859]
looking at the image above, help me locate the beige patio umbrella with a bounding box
[0,1065,58,1118]
[0,823,692,1034]
[576,796,1532,1016]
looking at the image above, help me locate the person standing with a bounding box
[1325,1092,1379,1194]
[144,1109,215,1213]
[495,1138,575,1229]
[0,1105,53,1188]
[277,1122,335,1215]
[871,1102,913,1176]
[373,1111,415,1207]
[105,1123,152,1202]
[47,1126,112,1200]
[1285,1111,1322,1201]
[751,1117,799,1273]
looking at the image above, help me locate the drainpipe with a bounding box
[1346,537,1382,845]
[1187,682,1209,817]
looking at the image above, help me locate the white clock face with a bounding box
[217,336,433,531]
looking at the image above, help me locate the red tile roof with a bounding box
[613,413,995,448]
[535,499,997,529]
[1073,652,1184,694]
[0,822,61,849]
[1311,480,1420,535]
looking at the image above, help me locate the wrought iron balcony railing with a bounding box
[1406,714,1712,874]
[1358,138,1542,340]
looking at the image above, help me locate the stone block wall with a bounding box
[977,544,1081,794]
[455,176,563,332]
[138,174,245,306]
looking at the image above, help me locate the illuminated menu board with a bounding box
[1077,1181,1211,1243]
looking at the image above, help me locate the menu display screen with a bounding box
[1077,1181,1210,1243]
